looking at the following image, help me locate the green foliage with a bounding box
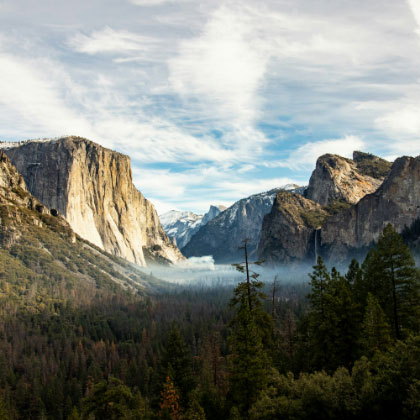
[183,391,206,420]
[362,224,420,338]
[161,322,195,403]
[81,376,143,420]
[228,266,272,416]
[360,293,391,355]
[353,151,392,179]
[300,208,328,229]
[324,200,352,215]
[307,258,360,371]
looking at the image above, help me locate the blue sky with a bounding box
[1,0,420,213]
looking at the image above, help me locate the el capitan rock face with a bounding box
[305,153,387,206]
[320,155,420,262]
[257,191,328,264]
[3,137,184,266]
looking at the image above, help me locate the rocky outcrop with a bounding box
[4,137,184,266]
[0,151,73,247]
[160,205,226,250]
[257,191,328,264]
[353,151,392,179]
[182,186,303,263]
[305,153,387,206]
[201,205,226,226]
[320,155,420,262]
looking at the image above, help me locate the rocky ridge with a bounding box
[320,155,420,262]
[4,137,184,266]
[304,153,386,206]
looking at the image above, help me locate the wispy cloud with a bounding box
[168,5,268,126]
[408,0,420,39]
[266,136,366,170]
[68,27,155,54]
[129,0,192,6]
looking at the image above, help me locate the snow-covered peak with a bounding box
[0,137,65,149]
[159,210,202,228]
[160,205,226,250]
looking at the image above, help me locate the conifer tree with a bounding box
[307,260,359,370]
[228,242,272,417]
[159,376,181,420]
[362,224,420,339]
[161,322,195,403]
[360,293,391,355]
[307,256,331,369]
[80,376,135,420]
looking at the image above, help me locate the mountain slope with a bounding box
[0,151,166,311]
[3,137,184,266]
[160,205,226,249]
[182,186,303,263]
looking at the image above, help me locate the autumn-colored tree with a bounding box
[159,376,181,420]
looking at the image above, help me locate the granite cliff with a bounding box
[258,151,420,266]
[0,151,166,295]
[3,137,184,266]
[305,152,390,206]
[320,155,420,262]
[257,191,328,264]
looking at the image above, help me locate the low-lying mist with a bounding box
[142,256,316,289]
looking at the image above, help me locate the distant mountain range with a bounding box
[160,205,226,249]
[181,184,305,263]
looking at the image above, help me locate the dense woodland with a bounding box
[1,224,420,419]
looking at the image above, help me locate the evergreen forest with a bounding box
[1,224,420,420]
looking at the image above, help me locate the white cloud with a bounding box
[408,0,420,38]
[129,0,191,5]
[168,5,268,125]
[0,54,93,137]
[0,51,236,165]
[376,102,420,137]
[133,164,300,213]
[270,136,366,170]
[68,27,155,55]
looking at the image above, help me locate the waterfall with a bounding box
[314,228,319,264]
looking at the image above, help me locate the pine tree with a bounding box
[307,260,359,370]
[228,242,272,417]
[0,396,11,420]
[161,322,195,403]
[362,224,420,339]
[307,256,331,369]
[80,376,135,420]
[328,268,360,368]
[360,293,391,355]
[183,390,206,420]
